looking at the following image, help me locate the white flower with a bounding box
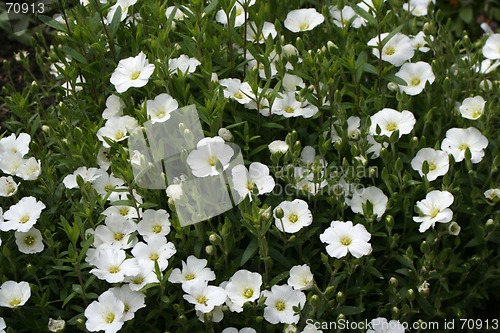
[368,33,414,67]
[329,5,365,28]
[350,186,388,220]
[484,188,500,201]
[268,140,289,154]
[271,91,318,118]
[168,255,216,290]
[411,148,450,181]
[369,108,416,138]
[224,270,262,312]
[215,0,256,27]
[106,0,138,22]
[231,162,275,201]
[93,215,137,249]
[219,78,254,105]
[395,61,435,95]
[110,51,155,93]
[222,328,257,333]
[284,8,325,32]
[137,209,171,242]
[0,281,31,308]
[403,0,435,17]
[146,93,178,123]
[483,33,500,60]
[183,283,227,313]
[246,21,277,43]
[107,285,146,321]
[0,152,23,175]
[186,137,234,177]
[440,127,488,163]
[131,238,176,271]
[367,317,405,333]
[0,318,5,333]
[88,246,140,283]
[84,291,125,333]
[1,196,46,232]
[411,31,431,52]
[166,184,183,200]
[166,5,191,20]
[320,220,372,258]
[96,116,138,148]
[0,133,30,156]
[102,94,125,119]
[0,176,19,197]
[91,172,125,200]
[274,199,313,233]
[123,261,159,291]
[16,157,41,180]
[197,305,224,323]
[261,284,306,324]
[169,54,201,74]
[459,96,485,120]
[288,264,314,290]
[15,227,44,254]
[63,167,104,189]
[282,74,305,92]
[413,190,454,233]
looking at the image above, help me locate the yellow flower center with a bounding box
[115,131,125,140]
[197,296,208,305]
[340,236,352,246]
[114,233,124,241]
[9,298,22,307]
[430,208,440,219]
[24,235,35,246]
[6,183,15,195]
[472,109,482,118]
[385,47,395,55]
[234,92,244,99]
[299,23,310,31]
[119,208,129,216]
[288,213,299,223]
[208,155,218,167]
[130,72,140,80]
[150,253,159,261]
[185,273,195,280]
[20,215,30,224]
[134,276,144,284]
[411,78,421,86]
[243,287,254,299]
[105,312,115,324]
[284,106,295,113]
[428,163,436,171]
[246,181,255,191]
[109,266,120,274]
[152,225,162,233]
[275,300,286,311]
[105,184,114,192]
[459,144,468,151]
[386,122,398,132]
[156,111,166,119]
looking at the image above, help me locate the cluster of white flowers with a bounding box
[0,133,41,181]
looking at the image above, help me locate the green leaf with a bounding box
[240,238,259,266]
[62,46,87,63]
[38,15,67,32]
[459,7,473,24]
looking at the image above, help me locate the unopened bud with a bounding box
[209,233,221,245]
[205,245,215,255]
[387,82,399,91]
[274,207,284,219]
[407,289,415,302]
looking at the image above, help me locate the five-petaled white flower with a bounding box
[284,8,325,32]
[261,284,306,324]
[440,127,488,163]
[224,270,262,312]
[0,281,31,308]
[231,162,275,201]
[368,32,414,67]
[411,148,450,181]
[110,52,155,93]
[320,220,372,258]
[273,199,313,233]
[369,108,416,138]
[395,61,435,95]
[413,190,454,233]
[459,96,486,120]
[186,137,234,177]
[1,196,46,232]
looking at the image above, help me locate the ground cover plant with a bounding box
[0,0,499,332]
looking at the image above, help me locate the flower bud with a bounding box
[48,318,66,333]
[407,289,415,302]
[205,245,215,255]
[274,207,284,219]
[387,82,399,91]
[448,222,461,236]
[389,277,398,288]
[209,233,221,245]
[218,127,233,141]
